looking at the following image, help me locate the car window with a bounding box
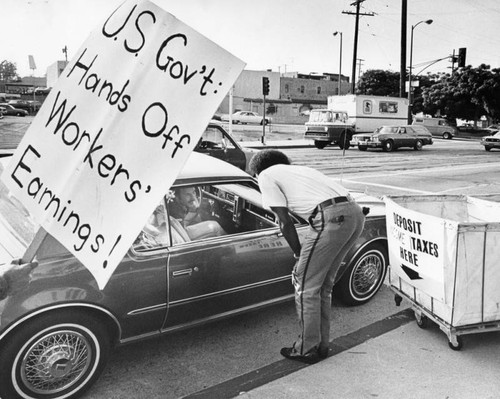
[199,126,235,150]
[132,181,294,251]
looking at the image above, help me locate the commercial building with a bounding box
[218,70,350,124]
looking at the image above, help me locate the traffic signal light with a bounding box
[262,77,269,96]
[458,48,466,68]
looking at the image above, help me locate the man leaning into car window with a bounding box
[169,187,226,240]
[249,149,366,365]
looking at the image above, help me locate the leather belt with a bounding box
[309,196,349,224]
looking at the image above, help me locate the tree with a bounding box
[421,64,500,123]
[356,69,400,97]
[0,60,20,81]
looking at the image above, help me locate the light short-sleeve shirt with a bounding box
[258,164,350,219]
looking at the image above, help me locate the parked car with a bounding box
[480,131,500,151]
[351,125,433,152]
[222,111,270,125]
[412,117,456,139]
[7,100,32,113]
[0,103,28,117]
[0,153,388,399]
[484,124,499,133]
[194,122,257,173]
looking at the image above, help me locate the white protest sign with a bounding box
[1,0,245,289]
[385,197,458,302]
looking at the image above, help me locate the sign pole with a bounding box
[261,94,266,145]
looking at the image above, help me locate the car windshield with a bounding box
[0,158,38,260]
[377,126,399,134]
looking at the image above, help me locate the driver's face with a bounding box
[178,187,199,211]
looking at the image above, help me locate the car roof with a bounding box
[176,152,251,183]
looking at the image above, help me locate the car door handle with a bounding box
[172,267,199,277]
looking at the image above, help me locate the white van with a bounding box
[412,117,456,139]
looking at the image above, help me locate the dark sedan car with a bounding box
[351,125,433,152]
[0,153,388,399]
[194,121,257,173]
[0,103,28,117]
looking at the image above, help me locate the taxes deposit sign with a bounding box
[2,0,245,289]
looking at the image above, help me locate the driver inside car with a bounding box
[169,186,226,240]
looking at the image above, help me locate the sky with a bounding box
[3,0,500,82]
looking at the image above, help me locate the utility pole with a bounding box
[400,0,407,98]
[342,1,374,93]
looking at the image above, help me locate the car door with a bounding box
[396,126,415,147]
[160,181,302,329]
[194,124,246,170]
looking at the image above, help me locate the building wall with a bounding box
[217,69,350,124]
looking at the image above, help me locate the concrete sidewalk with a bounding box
[238,318,500,399]
[184,302,500,399]
[240,139,313,149]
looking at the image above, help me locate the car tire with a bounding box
[260,119,269,125]
[485,146,492,151]
[443,132,452,140]
[0,310,111,399]
[358,145,368,151]
[314,140,328,149]
[334,242,388,306]
[382,140,394,152]
[338,133,351,150]
[414,140,423,151]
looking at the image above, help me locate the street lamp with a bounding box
[333,31,343,95]
[408,19,433,123]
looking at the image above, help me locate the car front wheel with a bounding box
[334,242,388,306]
[443,132,452,140]
[0,311,111,399]
[358,145,368,151]
[414,140,423,151]
[484,146,492,151]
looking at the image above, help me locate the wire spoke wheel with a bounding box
[351,252,384,297]
[20,329,92,395]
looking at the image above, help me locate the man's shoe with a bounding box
[280,347,320,364]
[318,346,329,359]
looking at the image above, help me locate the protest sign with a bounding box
[385,196,458,302]
[1,0,245,289]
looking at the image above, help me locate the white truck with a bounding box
[304,94,409,149]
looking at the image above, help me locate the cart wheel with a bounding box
[448,336,463,351]
[394,294,403,306]
[416,314,429,329]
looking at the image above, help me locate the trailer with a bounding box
[304,95,409,149]
[384,195,500,350]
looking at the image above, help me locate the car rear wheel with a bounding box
[382,140,394,152]
[0,311,111,399]
[334,242,388,306]
[414,140,423,151]
[443,132,452,140]
[260,119,268,125]
[358,145,368,151]
[314,140,328,149]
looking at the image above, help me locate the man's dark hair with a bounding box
[249,149,291,176]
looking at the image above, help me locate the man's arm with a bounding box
[271,206,301,257]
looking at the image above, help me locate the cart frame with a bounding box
[392,285,500,350]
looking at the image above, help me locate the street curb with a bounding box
[181,308,413,399]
